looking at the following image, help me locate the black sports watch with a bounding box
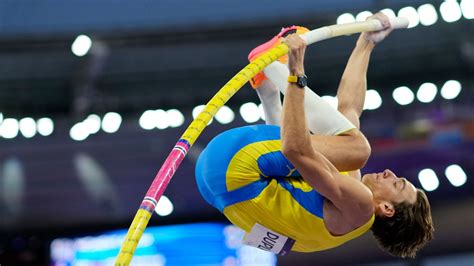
[287,74,308,88]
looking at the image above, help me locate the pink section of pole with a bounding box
[141,140,190,210]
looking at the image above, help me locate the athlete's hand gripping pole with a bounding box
[115,17,409,266]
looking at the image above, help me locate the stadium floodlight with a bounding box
[83,114,101,135]
[337,13,356,24]
[380,8,397,19]
[418,4,439,26]
[215,105,235,124]
[167,109,185,128]
[139,110,157,130]
[71,35,92,57]
[460,0,474,19]
[445,164,467,187]
[398,6,420,28]
[155,195,174,216]
[418,168,439,192]
[70,122,89,141]
[101,112,122,133]
[363,90,382,110]
[440,0,462,23]
[1,118,19,139]
[37,118,54,136]
[155,109,170,130]
[239,102,260,123]
[393,86,415,105]
[356,11,373,22]
[19,117,37,138]
[416,83,438,103]
[440,80,462,99]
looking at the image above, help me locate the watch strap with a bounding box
[287,75,298,83]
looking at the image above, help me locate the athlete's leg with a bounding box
[263,61,370,171]
[250,26,307,126]
[250,25,374,171]
[264,61,355,135]
[250,25,356,135]
[255,79,282,126]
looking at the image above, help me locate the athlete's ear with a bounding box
[377,201,395,217]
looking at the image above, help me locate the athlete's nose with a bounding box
[384,169,396,179]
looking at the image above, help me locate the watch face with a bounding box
[297,75,308,88]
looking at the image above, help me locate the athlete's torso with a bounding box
[195,125,373,252]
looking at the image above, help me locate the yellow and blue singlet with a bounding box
[195,125,373,252]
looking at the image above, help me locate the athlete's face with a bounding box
[362,169,417,216]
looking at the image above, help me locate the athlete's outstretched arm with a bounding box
[336,12,393,129]
[281,34,373,222]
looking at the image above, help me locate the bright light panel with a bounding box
[356,11,373,22]
[239,102,260,123]
[101,112,122,133]
[363,90,382,110]
[380,8,396,19]
[440,80,462,99]
[445,164,467,187]
[167,109,185,128]
[440,0,462,23]
[37,118,54,136]
[337,13,356,24]
[139,110,156,130]
[417,83,438,103]
[398,6,420,28]
[418,4,439,26]
[1,118,19,139]
[392,86,415,105]
[461,0,474,19]
[71,35,92,57]
[155,109,169,130]
[19,117,37,138]
[418,168,439,192]
[83,114,101,135]
[215,106,235,124]
[70,122,89,141]
[155,195,174,216]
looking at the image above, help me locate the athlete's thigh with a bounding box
[309,129,370,171]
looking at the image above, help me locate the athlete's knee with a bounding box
[358,134,371,168]
[354,131,371,168]
[341,129,371,169]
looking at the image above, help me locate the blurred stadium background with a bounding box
[0,0,473,265]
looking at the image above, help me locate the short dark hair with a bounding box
[371,189,434,258]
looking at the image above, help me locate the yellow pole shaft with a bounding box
[115,43,289,266]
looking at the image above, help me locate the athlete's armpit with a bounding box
[283,149,373,226]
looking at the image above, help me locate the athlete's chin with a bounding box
[361,173,375,187]
[361,174,370,183]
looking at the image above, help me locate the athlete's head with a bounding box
[362,169,434,258]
